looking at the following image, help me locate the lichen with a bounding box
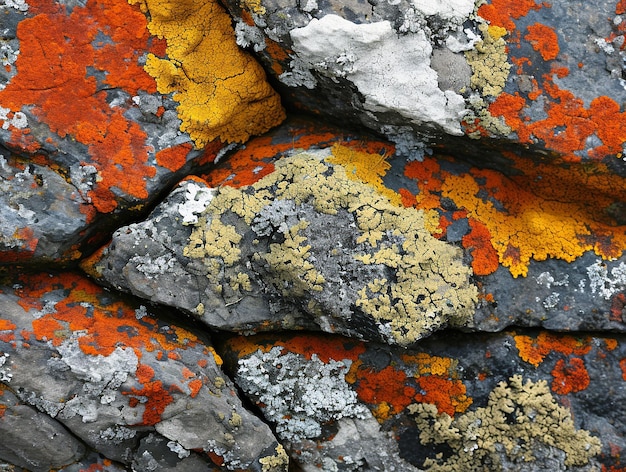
[259,444,289,472]
[184,151,477,345]
[129,0,285,146]
[409,375,601,470]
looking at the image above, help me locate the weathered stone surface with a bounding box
[220,330,625,471]
[225,0,626,176]
[84,124,626,340]
[0,385,85,471]
[0,272,284,471]
[0,0,284,264]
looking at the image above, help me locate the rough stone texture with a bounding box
[0,272,283,471]
[220,330,623,471]
[1,0,626,470]
[84,121,626,340]
[224,0,626,178]
[0,0,283,265]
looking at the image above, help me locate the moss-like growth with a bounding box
[409,375,601,470]
[183,151,477,345]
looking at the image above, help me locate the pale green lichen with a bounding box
[409,375,601,471]
[464,22,512,138]
[184,151,477,345]
[259,444,289,472]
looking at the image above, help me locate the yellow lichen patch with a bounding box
[184,151,477,345]
[465,23,511,97]
[409,375,601,470]
[439,161,626,277]
[240,0,266,15]
[259,220,326,296]
[326,144,402,206]
[129,0,285,146]
[259,444,289,471]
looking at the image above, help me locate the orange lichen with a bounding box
[605,339,619,351]
[0,0,161,213]
[477,0,546,32]
[354,365,417,420]
[514,332,592,367]
[414,376,472,417]
[525,23,559,61]
[403,150,626,277]
[462,218,499,276]
[130,0,285,146]
[125,363,175,425]
[551,358,590,395]
[155,143,194,172]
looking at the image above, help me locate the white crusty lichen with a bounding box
[409,375,601,471]
[178,182,217,225]
[586,260,626,300]
[287,14,466,136]
[237,347,369,442]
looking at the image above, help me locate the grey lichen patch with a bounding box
[183,151,477,345]
[236,347,369,442]
[408,375,602,471]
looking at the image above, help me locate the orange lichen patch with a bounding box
[15,273,201,358]
[130,0,285,146]
[354,365,417,420]
[0,319,16,343]
[462,218,499,276]
[225,333,365,364]
[401,352,454,377]
[620,358,626,381]
[477,0,546,32]
[188,378,203,397]
[155,143,194,172]
[610,293,626,322]
[400,150,626,277]
[414,376,472,417]
[125,363,175,425]
[525,23,559,61]
[605,338,619,351]
[551,358,590,395]
[326,144,401,206]
[514,332,592,367]
[0,0,160,213]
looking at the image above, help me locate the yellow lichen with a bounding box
[259,444,289,472]
[184,152,477,345]
[129,0,285,146]
[465,22,511,97]
[240,0,266,15]
[409,375,601,471]
[326,144,402,206]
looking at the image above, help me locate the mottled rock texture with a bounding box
[1,0,626,471]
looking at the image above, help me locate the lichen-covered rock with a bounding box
[220,330,626,471]
[224,0,626,176]
[0,0,283,264]
[0,272,284,471]
[86,145,478,347]
[84,123,626,337]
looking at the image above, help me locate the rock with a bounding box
[223,0,626,175]
[85,145,479,347]
[0,271,284,471]
[84,123,626,340]
[0,385,85,471]
[219,330,624,471]
[0,0,284,264]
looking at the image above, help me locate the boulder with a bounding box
[0,271,285,471]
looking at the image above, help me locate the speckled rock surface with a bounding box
[0,0,283,264]
[84,120,626,340]
[0,272,284,471]
[219,330,624,471]
[224,0,626,176]
[2,0,626,470]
